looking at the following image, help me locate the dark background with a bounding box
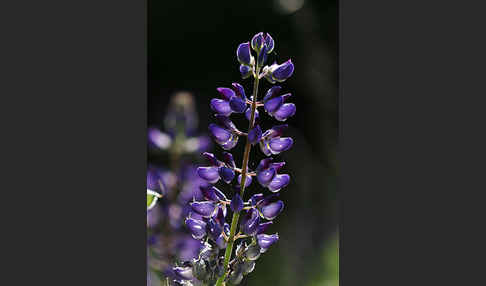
[149,0,338,285]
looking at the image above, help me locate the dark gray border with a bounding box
[0,0,146,284]
[341,0,486,285]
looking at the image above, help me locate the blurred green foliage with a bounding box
[307,233,339,286]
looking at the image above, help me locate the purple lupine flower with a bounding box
[210,86,247,116]
[264,59,295,83]
[240,208,260,236]
[262,87,296,121]
[255,158,290,192]
[259,125,294,156]
[174,32,295,286]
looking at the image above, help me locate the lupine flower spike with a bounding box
[173,32,295,286]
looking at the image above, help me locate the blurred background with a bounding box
[148,0,337,285]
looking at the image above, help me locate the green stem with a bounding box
[214,67,260,286]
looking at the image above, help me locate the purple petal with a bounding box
[264,33,274,54]
[173,266,194,281]
[191,201,216,217]
[215,234,227,249]
[229,96,247,113]
[257,221,273,234]
[220,133,239,150]
[219,166,235,183]
[232,83,246,100]
[207,218,222,239]
[257,166,276,187]
[197,166,220,183]
[216,87,236,100]
[240,65,252,79]
[236,42,251,65]
[257,44,268,66]
[185,218,207,239]
[147,168,161,191]
[210,99,232,116]
[256,158,273,172]
[268,174,290,192]
[269,137,294,154]
[238,174,252,187]
[261,200,284,220]
[230,193,244,213]
[257,233,279,251]
[215,115,239,133]
[251,32,264,51]
[200,185,227,201]
[270,161,286,172]
[209,123,232,144]
[202,152,222,166]
[264,124,288,139]
[245,107,259,123]
[222,152,236,168]
[263,86,281,102]
[264,96,284,114]
[272,59,294,82]
[259,140,272,156]
[249,194,264,207]
[248,125,262,145]
[273,103,296,121]
[148,127,171,149]
[240,208,260,236]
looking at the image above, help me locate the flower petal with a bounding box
[268,174,290,192]
[210,99,232,116]
[197,166,220,183]
[273,103,296,121]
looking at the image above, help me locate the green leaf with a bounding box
[147,189,162,210]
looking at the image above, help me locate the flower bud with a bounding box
[240,64,252,79]
[219,166,235,183]
[245,107,259,123]
[230,193,244,212]
[241,260,256,275]
[257,233,279,252]
[192,258,210,282]
[251,32,265,52]
[238,174,252,187]
[248,125,262,145]
[264,33,274,54]
[237,42,252,66]
[229,96,247,113]
[257,44,268,67]
[244,244,261,261]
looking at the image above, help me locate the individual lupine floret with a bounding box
[256,158,291,192]
[263,59,295,83]
[208,115,245,150]
[210,86,248,116]
[197,152,236,184]
[259,125,294,156]
[262,86,296,121]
